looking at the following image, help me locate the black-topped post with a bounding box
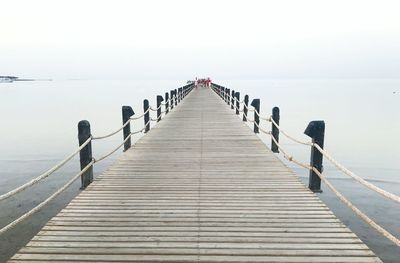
[165,92,169,114]
[170,90,174,110]
[235,92,240,115]
[156,95,163,122]
[227,89,230,105]
[143,99,150,133]
[250,99,260,133]
[122,106,134,151]
[271,107,280,153]
[223,88,226,102]
[231,90,235,109]
[78,120,93,189]
[304,121,325,193]
[243,95,249,121]
[174,89,178,106]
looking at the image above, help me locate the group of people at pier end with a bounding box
[194,77,212,88]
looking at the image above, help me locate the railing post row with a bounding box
[174,89,178,106]
[304,121,325,193]
[235,92,240,115]
[122,106,134,151]
[170,90,174,110]
[165,92,169,114]
[78,120,93,189]
[156,95,163,122]
[143,99,150,133]
[243,95,249,121]
[271,107,280,153]
[231,90,235,109]
[250,99,260,133]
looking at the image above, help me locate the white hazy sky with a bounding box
[1,0,400,79]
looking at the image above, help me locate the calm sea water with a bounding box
[0,79,399,262]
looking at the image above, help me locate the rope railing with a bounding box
[268,116,400,203]
[92,119,131,140]
[270,117,313,146]
[211,83,400,246]
[268,132,400,247]
[313,143,400,203]
[149,105,162,111]
[0,159,94,235]
[0,83,194,235]
[0,136,92,202]
[130,108,150,120]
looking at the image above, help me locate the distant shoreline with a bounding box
[0,76,52,83]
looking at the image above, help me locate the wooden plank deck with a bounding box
[9,88,382,262]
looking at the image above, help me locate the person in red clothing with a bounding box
[206,77,211,88]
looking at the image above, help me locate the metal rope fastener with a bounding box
[0,136,92,202]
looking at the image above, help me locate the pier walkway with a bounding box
[9,88,381,262]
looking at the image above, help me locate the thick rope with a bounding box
[95,134,132,162]
[0,137,92,202]
[130,108,150,120]
[267,132,400,247]
[269,117,400,203]
[313,144,400,203]
[270,117,313,146]
[0,160,94,235]
[94,127,146,162]
[312,166,400,246]
[149,104,162,112]
[92,119,131,140]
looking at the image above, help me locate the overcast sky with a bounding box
[1,0,400,79]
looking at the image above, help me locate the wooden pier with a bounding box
[9,88,382,262]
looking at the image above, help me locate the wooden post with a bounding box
[231,90,235,109]
[235,92,240,115]
[304,121,325,193]
[243,95,249,121]
[271,107,280,153]
[156,95,163,122]
[165,92,169,114]
[251,99,260,133]
[122,106,134,151]
[225,88,228,103]
[78,120,93,189]
[143,99,150,133]
[170,90,174,110]
[227,89,230,105]
[174,89,178,106]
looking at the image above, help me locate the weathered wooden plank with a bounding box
[9,87,382,263]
